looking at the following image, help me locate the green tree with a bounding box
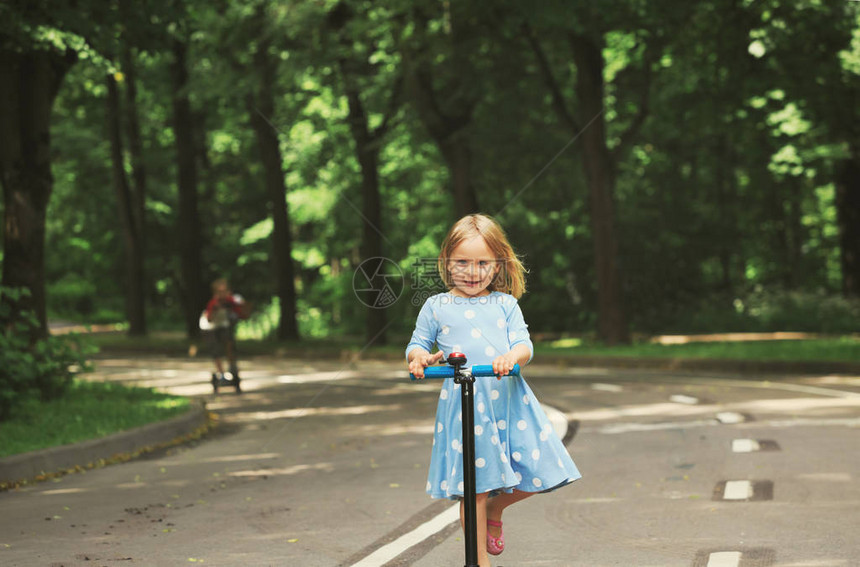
[518,3,677,344]
[327,1,404,345]
[0,3,83,338]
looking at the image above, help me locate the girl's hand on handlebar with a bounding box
[492,353,518,379]
[409,350,445,379]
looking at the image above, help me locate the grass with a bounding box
[536,336,860,362]
[0,379,191,458]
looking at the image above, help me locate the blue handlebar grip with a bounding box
[471,364,520,377]
[424,366,456,379]
[410,365,454,380]
[410,364,520,380]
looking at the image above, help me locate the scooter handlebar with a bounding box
[410,364,520,380]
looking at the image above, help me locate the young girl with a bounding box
[406,214,581,566]
[203,278,248,385]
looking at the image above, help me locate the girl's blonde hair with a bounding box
[437,213,527,299]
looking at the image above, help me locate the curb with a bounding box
[0,399,209,487]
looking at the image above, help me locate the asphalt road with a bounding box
[2,355,859,566]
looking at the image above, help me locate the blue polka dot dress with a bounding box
[406,291,581,500]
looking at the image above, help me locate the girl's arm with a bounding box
[407,347,429,364]
[405,297,441,378]
[204,297,218,320]
[492,343,532,377]
[407,348,445,379]
[493,298,534,376]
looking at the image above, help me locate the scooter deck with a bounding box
[211,373,242,394]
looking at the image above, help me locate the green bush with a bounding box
[0,286,96,421]
[46,274,98,316]
[643,288,860,335]
[740,289,860,333]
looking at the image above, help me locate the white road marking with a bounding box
[348,504,460,567]
[543,403,569,440]
[275,370,404,384]
[687,377,860,399]
[732,439,761,453]
[707,551,742,567]
[591,383,623,392]
[723,480,753,500]
[716,411,745,424]
[757,417,860,428]
[349,404,569,566]
[670,394,699,405]
[596,419,717,434]
[592,415,860,435]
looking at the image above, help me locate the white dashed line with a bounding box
[732,439,761,453]
[723,480,753,500]
[716,411,746,424]
[591,383,623,392]
[707,551,742,567]
[670,394,699,405]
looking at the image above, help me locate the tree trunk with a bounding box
[119,41,148,335]
[342,75,388,345]
[713,135,735,293]
[777,177,804,289]
[405,68,479,217]
[106,74,147,337]
[439,136,479,218]
[835,156,860,298]
[0,48,75,339]
[569,33,629,345]
[248,44,299,341]
[170,37,205,339]
[402,12,480,218]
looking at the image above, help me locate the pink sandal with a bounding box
[487,519,505,555]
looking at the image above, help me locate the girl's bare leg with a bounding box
[486,489,534,539]
[226,340,236,372]
[460,492,491,567]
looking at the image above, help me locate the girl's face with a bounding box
[214,284,230,299]
[447,236,499,297]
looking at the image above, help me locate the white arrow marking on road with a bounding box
[670,394,699,405]
[723,480,753,500]
[591,383,623,392]
[732,439,761,453]
[716,411,745,424]
[707,551,742,567]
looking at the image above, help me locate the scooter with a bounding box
[411,352,520,567]
[211,368,242,394]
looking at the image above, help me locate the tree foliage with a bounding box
[0,287,94,421]
[1,0,858,349]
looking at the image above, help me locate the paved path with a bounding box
[2,355,859,566]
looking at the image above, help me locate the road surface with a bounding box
[2,355,859,566]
